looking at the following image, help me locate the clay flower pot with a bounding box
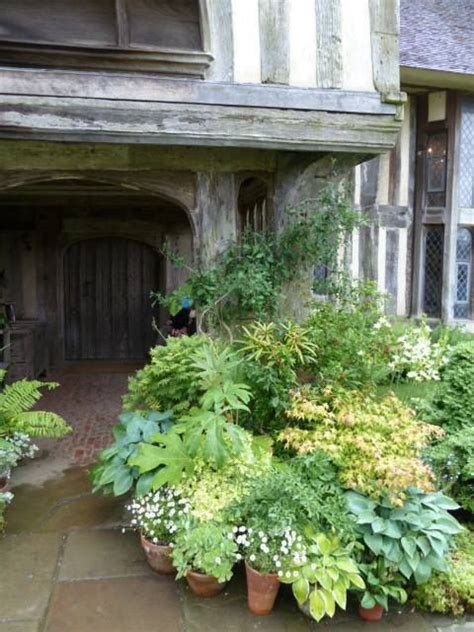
[185,570,226,598]
[245,562,280,615]
[140,533,175,575]
[359,604,384,622]
[0,472,10,494]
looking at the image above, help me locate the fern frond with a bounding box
[0,380,58,415]
[12,411,71,438]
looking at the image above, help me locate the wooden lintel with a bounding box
[0,95,400,154]
[0,68,396,116]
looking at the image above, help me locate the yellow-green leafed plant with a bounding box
[0,372,70,439]
[280,532,365,622]
[279,387,444,504]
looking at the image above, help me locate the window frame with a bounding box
[453,227,473,319]
[0,0,213,77]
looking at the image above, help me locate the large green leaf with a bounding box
[309,590,326,622]
[320,589,336,618]
[292,578,310,606]
[112,464,134,496]
[401,536,417,558]
[333,579,347,610]
[364,534,383,556]
[315,569,333,592]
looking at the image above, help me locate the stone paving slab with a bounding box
[7,467,124,534]
[179,571,311,632]
[0,622,39,632]
[0,533,62,624]
[44,577,182,632]
[59,529,153,581]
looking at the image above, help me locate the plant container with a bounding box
[185,570,226,597]
[245,562,280,615]
[140,533,175,575]
[0,471,10,494]
[359,604,384,622]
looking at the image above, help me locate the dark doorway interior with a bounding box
[64,237,159,361]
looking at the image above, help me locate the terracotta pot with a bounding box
[359,604,384,622]
[0,474,10,494]
[185,570,226,598]
[245,562,280,615]
[140,533,175,575]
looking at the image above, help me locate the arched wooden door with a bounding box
[64,238,159,360]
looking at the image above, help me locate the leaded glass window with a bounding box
[426,132,447,208]
[423,226,444,317]
[459,99,474,209]
[454,228,472,319]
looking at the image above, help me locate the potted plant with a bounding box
[172,521,238,597]
[358,560,407,622]
[280,532,365,622]
[127,487,191,575]
[236,526,302,616]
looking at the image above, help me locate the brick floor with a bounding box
[36,365,140,466]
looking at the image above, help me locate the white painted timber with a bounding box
[341,0,375,92]
[376,153,390,205]
[398,96,411,208]
[377,226,387,293]
[354,164,361,206]
[288,0,317,87]
[397,226,407,315]
[351,228,360,278]
[428,91,447,122]
[232,0,262,83]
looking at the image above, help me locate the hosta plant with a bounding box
[172,521,239,583]
[346,489,463,585]
[358,559,408,611]
[280,532,365,622]
[91,410,174,496]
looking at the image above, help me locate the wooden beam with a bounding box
[0,94,400,154]
[369,0,401,100]
[0,69,396,116]
[259,0,290,85]
[315,0,343,88]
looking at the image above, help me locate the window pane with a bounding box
[423,226,444,317]
[459,99,474,208]
[426,132,447,208]
[454,228,472,319]
[0,0,117,48]
[128,0,202,50]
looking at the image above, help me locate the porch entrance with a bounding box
[64,237,159,361]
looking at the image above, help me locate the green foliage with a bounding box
[304,281,392,389]
[0,377,70,439]
[91,411,174,496]
[154,184,362,330]
[280,388,443,503]
[346,489,463,585]
[238,321,317,432]
[127,487,191,544]
[171,521,238,583]
[358,559,408,611]
[0,491,13,532]
[123,336,208,416]
[129,340,252,488]
[411,531,474,616]
[280,532,365,622]
[177,446,272,523]
[425,427,474,514]
[425,341,474,433]
[228,453,355,545]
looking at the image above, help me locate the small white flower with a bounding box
[250,554,256,562]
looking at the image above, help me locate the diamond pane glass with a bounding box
[459,99,474,208]
[454,228,472,319]
[423,226,444,317]
[426,132,447,208]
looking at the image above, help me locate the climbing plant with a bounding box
[152,183,363,331]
